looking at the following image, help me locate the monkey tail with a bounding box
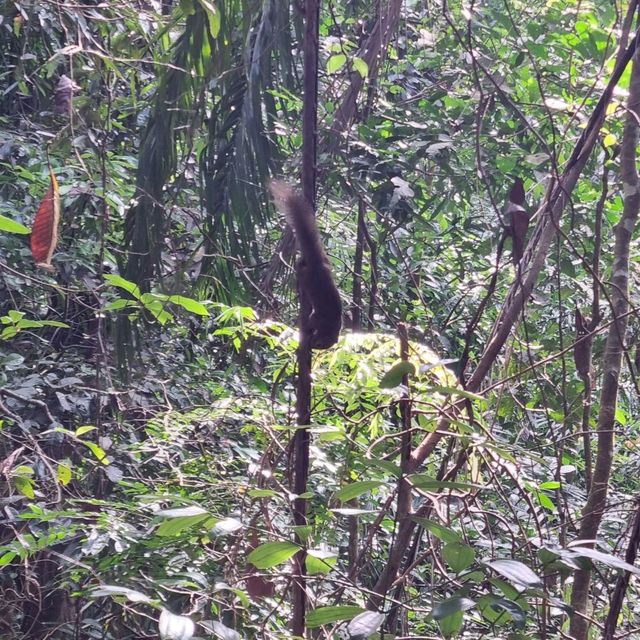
[269,180,327,265]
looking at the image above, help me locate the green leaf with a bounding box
[379,361,416,388]
[484,559,543,588]
[334,480,384,502]
[432,596,476,620]
[0,215,30,234]
[566,546,640,574]
[533,490,555,511]
[57,463,72,485]
[1,327,18,340]
[14,476,35,499]
[412,517,461,543]
[248,489,278,498]
[443,542,476,573]
[156,513,213,537]
[247,541,299,569]
[168,295,210,316]
[199,0,221,38]
[437,610,464,638]
[14,465,34,476]
[428,384,483,402]
[327,54,347,74]
[104,274,141,299]
[0,551,17,567]
[140,297,172,325]
[353,57,369,78]
[306,605,363,628]
[76,425,97,437]
[105,299,139,312]
[489,596,526,627]
[603,133,617,147]
[615,406,627,425]
[41,320,69,329]
[306,549,338,575]
[83,441,109,464]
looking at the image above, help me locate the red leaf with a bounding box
[30,167,61,270]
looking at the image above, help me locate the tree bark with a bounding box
[291,0,320,635]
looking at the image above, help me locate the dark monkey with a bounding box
[270,181,342,349]
[504,177,529,265]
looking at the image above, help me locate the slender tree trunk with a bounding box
[291,0,320,635]
[351,198,366,330]
[569,30,640,640]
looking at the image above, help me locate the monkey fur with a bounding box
[270,180,342,349]
[505,177,529,265]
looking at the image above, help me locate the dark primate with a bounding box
[505,177,529,265]
[270,181,342,349]
[574,308,591,380]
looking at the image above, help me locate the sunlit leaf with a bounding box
[379,361,415,388]
[353,57,369,78]
[14,475,35,498]
[211,517,243,535]
[565,545,640,574]
[327,54,347,74]
[306,549,338,575]
[168,295,210,316]
[0,215,30,234]
[334,480,384,502]
[156,508,213,536]
[84,441,109,464]
[306,605,363,628]
[346,610,385,637]
[90,585,153,603]
[247,541,299,569]
[159,609,195,640]
[104,274,141,299]
[57,462,72,485]
[484,559,543,588]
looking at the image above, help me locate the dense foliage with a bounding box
[1,0,640,639]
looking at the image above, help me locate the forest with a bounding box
[1,0,640,638]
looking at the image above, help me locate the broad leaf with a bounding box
[247,541,299,569]
[306,605,363,628]
[334,480,384,502]
[484,559,543,588]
